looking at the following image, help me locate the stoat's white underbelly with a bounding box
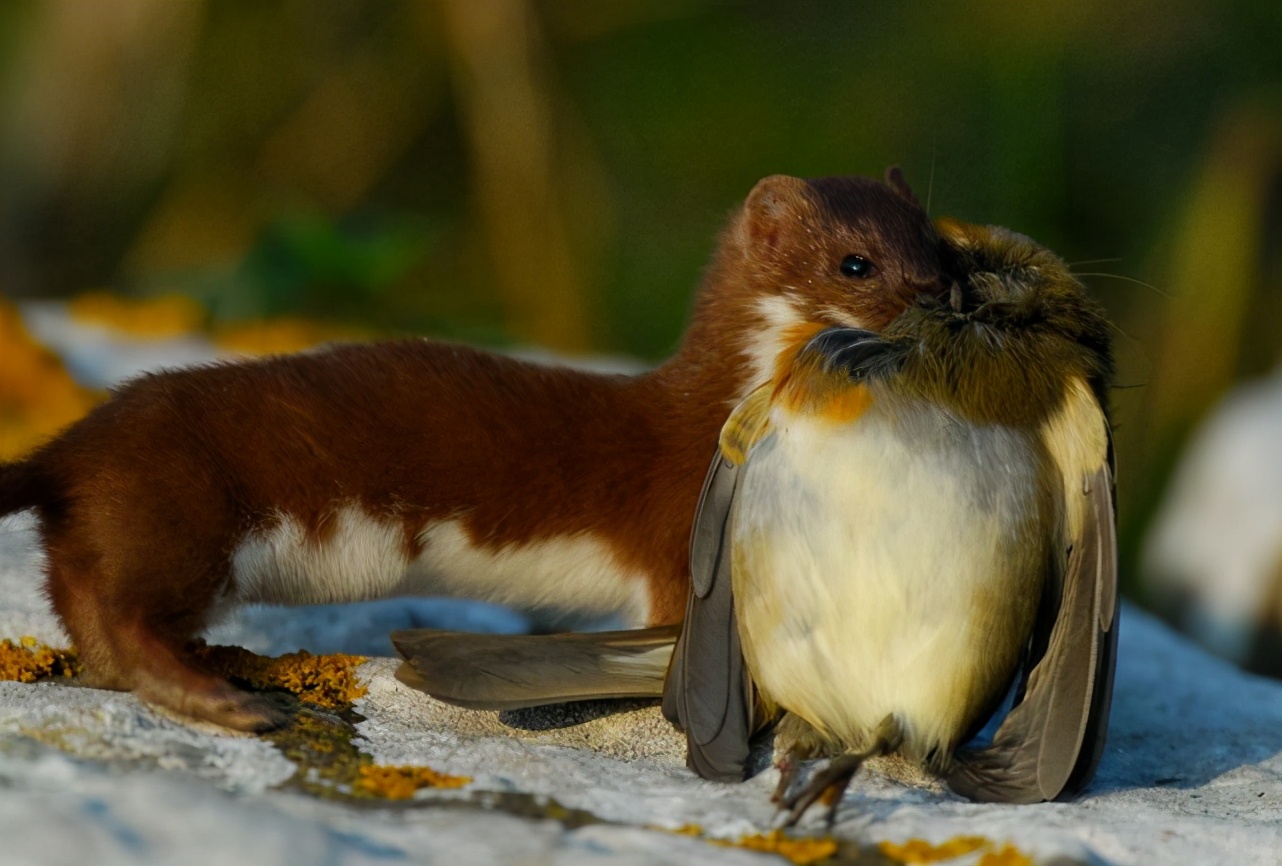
[228,510,652,626]
[732,402,1051,758]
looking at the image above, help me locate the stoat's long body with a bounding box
[0,171,947,730]
[61,340,715,630]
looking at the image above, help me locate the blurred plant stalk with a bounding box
[436,0,595,351]
[0,0,204,296]
[1116,104,1282,574]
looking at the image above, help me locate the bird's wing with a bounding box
[663,328,896,783]
[661,449,757,782]
[947,420,1118,803]
[393,625,679,711]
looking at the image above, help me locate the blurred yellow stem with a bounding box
[437,0,592,351]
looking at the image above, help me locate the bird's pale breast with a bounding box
[732,393,1055,761]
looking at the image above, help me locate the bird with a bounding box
[395,217,1118,822]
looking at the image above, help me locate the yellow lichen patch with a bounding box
[0,299,103,459]
[879,835,988,863]
[214,318,363,356]
[68,291,206,337]
[976,844,1033,866]
[667,824,704,837]
[0,638,80,683]
[662,825,838,866]
[354,764,472,800]
[716,829,839,866]
[192,644,367,710]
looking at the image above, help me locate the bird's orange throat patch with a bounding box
[794,382,875,425]
[769,322,829,382]
[774,322,876,425]
[719,322,876,463]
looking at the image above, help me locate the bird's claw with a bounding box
[774,753,862,828]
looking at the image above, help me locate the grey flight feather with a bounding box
[688,449,740,599]
[661,453,756,782]
[946,459,1119,803]
[392,625,679,711]
[663,329,898,784]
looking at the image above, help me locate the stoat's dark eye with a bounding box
[840,254,875,278]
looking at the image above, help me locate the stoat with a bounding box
[0,170,945,730]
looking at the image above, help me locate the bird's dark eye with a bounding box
[840,254,875,278]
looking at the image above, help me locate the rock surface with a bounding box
[2,513,1281,865]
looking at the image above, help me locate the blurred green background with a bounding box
[1,0,1280,593]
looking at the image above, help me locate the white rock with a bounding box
[1143,367,1282,664]
[19,301,225,389]
[4,509,1282,864]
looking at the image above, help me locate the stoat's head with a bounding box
[691,170,948,398]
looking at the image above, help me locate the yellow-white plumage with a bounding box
[733,388,1065,762]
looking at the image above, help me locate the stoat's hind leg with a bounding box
[776,714,903,828]
[43,527,289,733]
[126,626,291,732]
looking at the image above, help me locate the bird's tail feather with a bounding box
[392,625,680,711]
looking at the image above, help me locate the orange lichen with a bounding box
[2,291,375,458]
[718,829,839,865]
[976,844,1033,866]
[879,836,1032,865]
[214,318,362,356]
[668,824,704,836]
[191,644,367,710]
[0,637,80,683]
[879,836,989,863]
[354,764,472,800]
[662,825,838,866]
[0,299,103,459]
[68,291,206,337]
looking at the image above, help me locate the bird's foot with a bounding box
[776,753,865,829]
[771,753,802,807]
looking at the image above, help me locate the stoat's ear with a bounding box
[737,175,815,252]
[884,166,922,208]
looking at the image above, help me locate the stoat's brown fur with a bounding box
[0,170,945,730]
